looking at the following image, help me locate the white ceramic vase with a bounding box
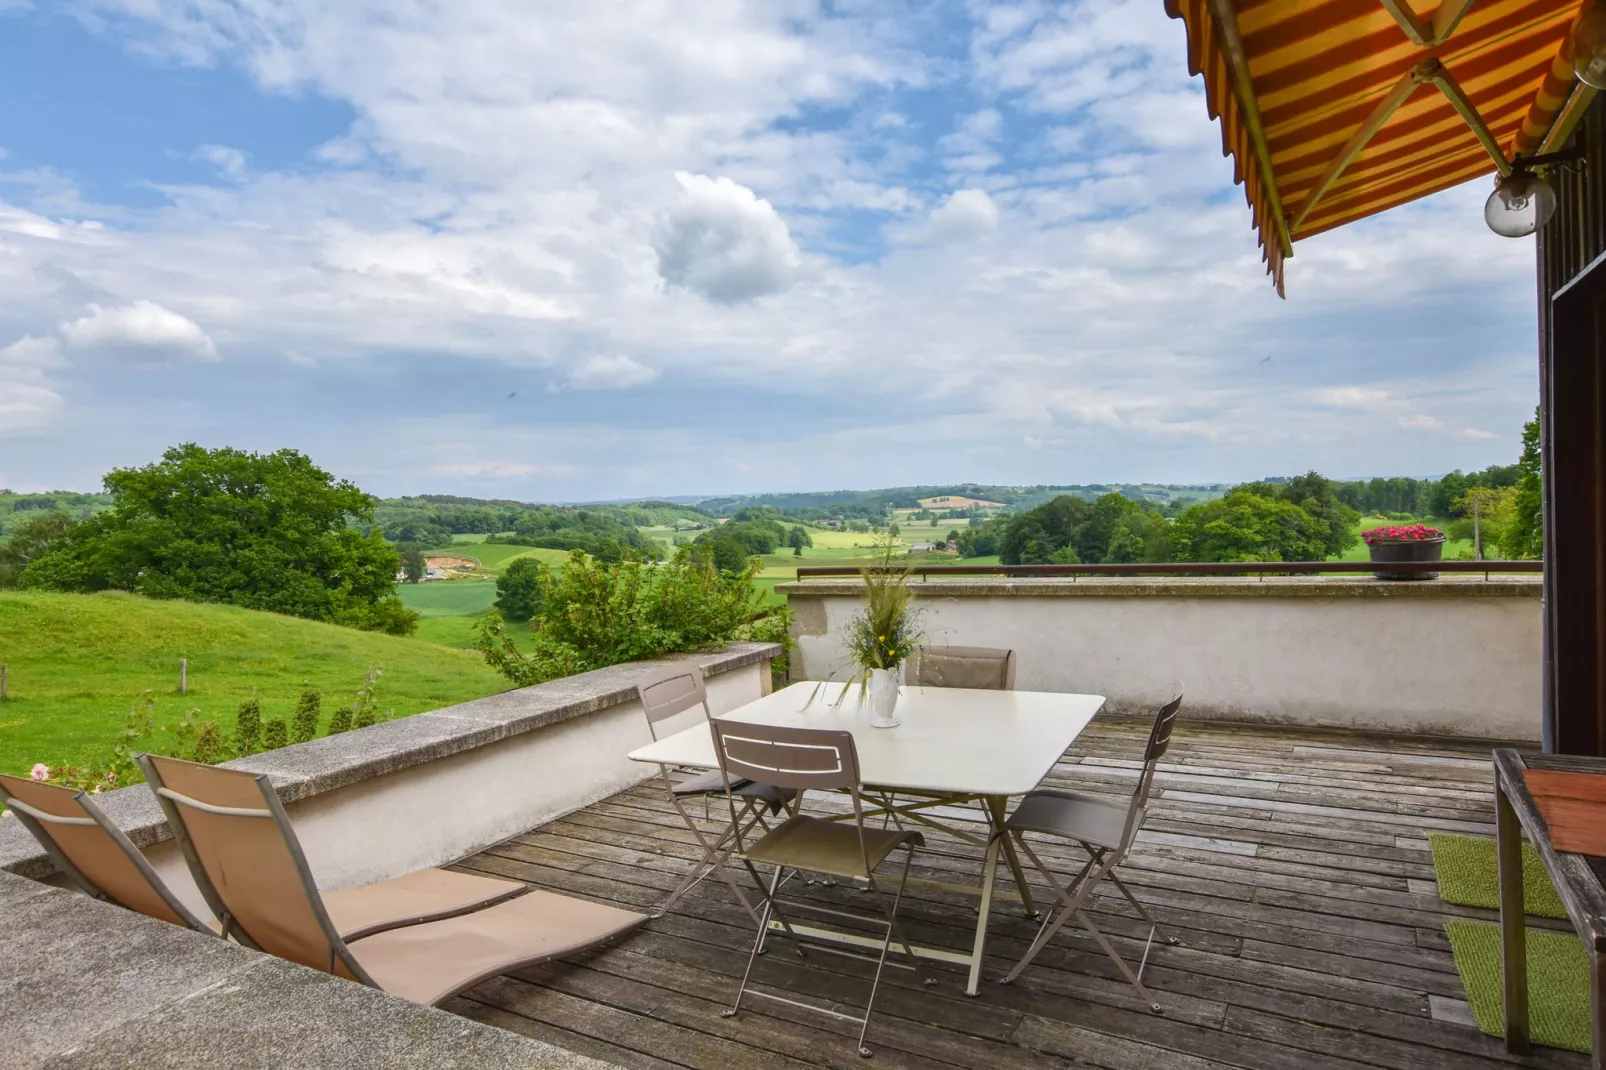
[868,667,901,729]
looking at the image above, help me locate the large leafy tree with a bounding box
[1170,487,1331,562]
[998,493,1172,565]
[19,444,417,635]
[494,557,547,621]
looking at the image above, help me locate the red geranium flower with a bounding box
[1361,524,1443,545]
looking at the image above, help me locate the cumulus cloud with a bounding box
[194,144,248,179]
[0,335,65,432]
[926,189,999,242]
[566,354,659,390]
[652,173,800,304]
[60,302,218,361]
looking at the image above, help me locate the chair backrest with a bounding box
[709,720,882,873]
[909,645,1017,690]
[1135,691,1185,807]
[635,663,710,742]
[0,774,211,932]
[136,754,373,985]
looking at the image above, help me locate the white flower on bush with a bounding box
[29,763,50,782]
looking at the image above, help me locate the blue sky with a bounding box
[0,1,1538,500]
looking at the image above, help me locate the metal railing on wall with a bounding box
[794,561,1542,581]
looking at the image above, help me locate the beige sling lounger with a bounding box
[0,772,528,942]
[137,753,645,1006]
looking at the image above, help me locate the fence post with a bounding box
[180,658,188,695]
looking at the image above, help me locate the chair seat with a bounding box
[744,815,922,880]
[351,889,646,1006]
[1004,790,1139,851]
[323,868,527,942]
[673,771,794,812]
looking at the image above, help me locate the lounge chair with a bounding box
[0,771,531,942]
[0,773,214,933]
[137,753,645,1006]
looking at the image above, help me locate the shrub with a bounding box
[476,546,776,686]
[191,721,223,764]
[354,706,378,729]
[261,718,288,750]
[234,698,262,756]
[328,706,355,734]
[292,690,321,744]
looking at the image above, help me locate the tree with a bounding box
[1171,487,1331,562]
[0,511,75,587]
[19,443,418,635]
[786,525,813,551]
[1275,471,1359,557]
[1431,471,1470,517]
[495,557,548,621]
[397,542,427,584]
[1505,408,1544,559]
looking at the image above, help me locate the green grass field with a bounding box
[0,591,511,776]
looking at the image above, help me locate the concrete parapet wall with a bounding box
[780,576,1540,740]
[0,643,778,918]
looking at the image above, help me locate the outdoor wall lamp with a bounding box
[1573,0,1606,88]
[1484,167,1558,237]
[1482,146,1584,238]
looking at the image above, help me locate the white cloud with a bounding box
[925,189,1000,243]
[60,302,218,362]
[567,354,659,390]
[425,461,579,479]
[0,335,65,432]
[651,173,800,304]
[194,144,248,179]
[285,349,316,367]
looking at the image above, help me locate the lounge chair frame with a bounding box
[0,774,213,933]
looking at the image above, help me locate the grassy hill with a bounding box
[0,591,510,777]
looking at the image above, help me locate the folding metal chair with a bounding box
[635,663,791,921]
[908,645,1017,691]
[996,691,1185,1013]
[0,773,214,933]
[710,720,924,1059]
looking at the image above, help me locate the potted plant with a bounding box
[842,546,922,728]
[1362,523,1446,580]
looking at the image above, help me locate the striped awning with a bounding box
[1166,0,1591,294]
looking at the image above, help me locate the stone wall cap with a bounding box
[0,869,619,1069]
[777,575,1541,599]
[0,642,780,880]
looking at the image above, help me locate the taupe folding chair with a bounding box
[636,662,791,921]
[710,720,924,1059]
[908,645,1017,690]
[996,692,1184,1012]
[137,753,645,1007]
[0,773,213,933]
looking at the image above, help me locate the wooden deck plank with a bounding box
[451,718,1589,1070]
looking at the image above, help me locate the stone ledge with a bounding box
[0,642,779,880]
[0,870,617,1070]
[778,576,1540,599]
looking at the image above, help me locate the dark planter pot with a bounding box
[1367,536,1445,580]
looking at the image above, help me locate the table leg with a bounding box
[967,818,1002,997]
[988,796,1037,918]
[1496,779,1530,1056]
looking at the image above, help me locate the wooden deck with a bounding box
[446,718,1589,1070]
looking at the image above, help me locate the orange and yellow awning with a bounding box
[1166,0,1589,293]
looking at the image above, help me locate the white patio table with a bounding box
[627,679,1105,995]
